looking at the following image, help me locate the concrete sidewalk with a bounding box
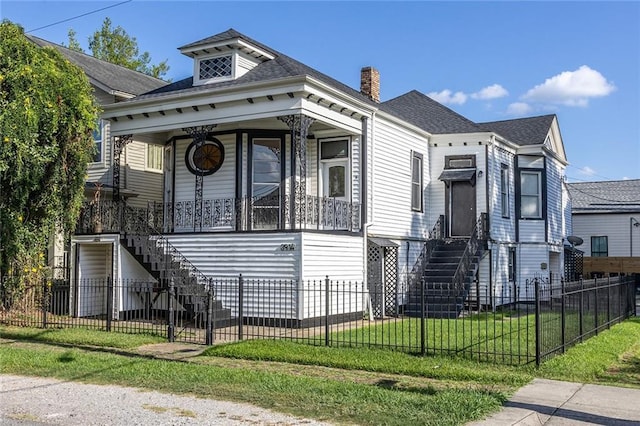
[470,378,640,425]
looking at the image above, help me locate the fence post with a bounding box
[535,277,541,367]
[106,277,113,332]
[325,276,330,347]
[579,278,584,342]
[607,276,611,327]
[561,278,566,353]
[168,277,175,342]
[206,278,214,345]
[420,278,426,356]
[238,274,244,341]
[594,277,599,335]
[42,278,49,329]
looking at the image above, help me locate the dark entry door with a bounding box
[449,181,476,237]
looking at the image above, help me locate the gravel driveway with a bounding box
[0,374,331,425]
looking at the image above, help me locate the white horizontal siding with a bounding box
[428,142,488,230]
[301,233,364,282]
[122,140,164,207]
[487,145,516,241]
[517,244,549,299]
[166,233,301,280]
[546,157,565,244]
[519,220,546,242]
[572,213,639,257]
[369,119,430,239]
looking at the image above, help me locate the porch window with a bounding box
[92,120,103,163]
[252,138,281,229]
[501,164,510,218]
[520,171,541,218]
[591,236,608,257]
[146,144,163,172]
[411,152,423,212]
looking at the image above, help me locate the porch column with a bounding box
[112,134,133,203]
[277,114,314,229]
[182,125,217,231]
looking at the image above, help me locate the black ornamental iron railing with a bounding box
[451,213,488,291]
[76,195,360,235]
[2,274,635,365]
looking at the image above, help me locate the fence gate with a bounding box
[367,238,398,318]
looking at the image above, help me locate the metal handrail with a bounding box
[451,213,488,291]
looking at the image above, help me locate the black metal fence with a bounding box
[1,274,636,366]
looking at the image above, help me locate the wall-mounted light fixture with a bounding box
[477,170,483,178]
[630,217,640,256]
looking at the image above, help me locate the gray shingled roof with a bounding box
[379,90,481,134]
[568,180,640,213]
[141,28,377,106]
[479,115,555,146]
[26,35,166,97]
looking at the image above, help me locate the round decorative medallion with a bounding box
[185,138,224,176]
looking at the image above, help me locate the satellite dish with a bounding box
[567,236,584,246]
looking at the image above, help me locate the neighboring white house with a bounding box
[26,35,167,274]
[568,179,640,258]
[70,29,572,319]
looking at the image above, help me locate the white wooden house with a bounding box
[70,29,572,320]
[568,180,640,276]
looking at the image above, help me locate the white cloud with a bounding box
[522,65,616,107]
[579,166,597,176]
[506,102,533,116]
[471,84,508,100]
[427,89,468,105]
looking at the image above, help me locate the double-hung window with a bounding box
[520,171,542,218]
[146,144,163,172]
[501,164,510,218]
[591,236,608,257]
[92,120,103,163]
[411,152,423,212]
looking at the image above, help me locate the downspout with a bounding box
[362,113,374,314]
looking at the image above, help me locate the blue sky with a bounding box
[2,1,639,182]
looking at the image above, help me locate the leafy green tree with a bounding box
[0,21,99,289]
[85,17,169,79]
[64,28,84,53]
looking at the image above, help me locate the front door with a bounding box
[449,180,476,237]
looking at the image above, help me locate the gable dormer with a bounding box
[178,29,275,86]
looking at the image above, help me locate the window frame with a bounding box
[91,119,104,164]
[411,151,424,212]
[508,247,517,282]
[520,170,542,219]
[194,53,234,85]
[501,164,510,218]
[591,236,608,257]
[146,143,164,173]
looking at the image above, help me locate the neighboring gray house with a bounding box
[568,179,640,258]
[69,29,572,320]
[26,35,167,273]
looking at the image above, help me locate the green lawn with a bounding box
[1,316,638,425]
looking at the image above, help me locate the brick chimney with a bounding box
[360,66,380,103]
